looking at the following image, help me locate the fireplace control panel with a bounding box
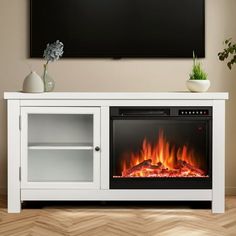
[178,109,209,116]
[111,107,212,117]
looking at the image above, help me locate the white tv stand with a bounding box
[4,92,228,213]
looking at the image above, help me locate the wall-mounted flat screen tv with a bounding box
[30,0,205,58]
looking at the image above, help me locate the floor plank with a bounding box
[0,196,235,236]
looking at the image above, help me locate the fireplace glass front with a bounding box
[110,107,212,189]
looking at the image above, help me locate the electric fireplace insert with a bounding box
[110,107,212,189]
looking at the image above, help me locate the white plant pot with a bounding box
[186,80,210,92]
[23,71,44,93]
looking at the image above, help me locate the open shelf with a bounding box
[28,142,94,150]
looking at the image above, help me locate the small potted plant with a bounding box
[186,52,210,92]
[218,38,236,70]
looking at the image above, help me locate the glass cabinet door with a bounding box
[20,107,100,189]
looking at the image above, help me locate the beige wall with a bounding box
[0,0,236,194]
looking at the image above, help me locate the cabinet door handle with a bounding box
[95,146,100,152]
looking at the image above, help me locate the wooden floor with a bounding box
[0,196,236,236]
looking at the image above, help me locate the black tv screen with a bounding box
[30,0,205,58]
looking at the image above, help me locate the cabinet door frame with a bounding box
[20,106,100,189]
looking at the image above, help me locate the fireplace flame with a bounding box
[119,130,206,178]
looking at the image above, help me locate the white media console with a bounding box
[4,92,228,213]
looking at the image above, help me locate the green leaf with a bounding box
[227,62,232,70]
[218,38,236,70]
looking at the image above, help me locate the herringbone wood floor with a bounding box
[0,196,236,236]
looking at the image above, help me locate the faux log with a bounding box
[122,159,152,176]
[177,160,205,176]
[121,159,205,177]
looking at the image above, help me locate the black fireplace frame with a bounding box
[109,107,212,189]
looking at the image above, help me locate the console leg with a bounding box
[7,100,21,213]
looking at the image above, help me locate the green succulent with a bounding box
[189,52,207,80]
[218,38,236,70]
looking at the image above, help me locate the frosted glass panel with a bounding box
[28,114,93,143]
[28,150,93,182]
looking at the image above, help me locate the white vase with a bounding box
[186,80,210,92]
[23,71,44,93]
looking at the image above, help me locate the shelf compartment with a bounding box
[28,150,93,182]
[28,142,93,150]
[28,114,93,144]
